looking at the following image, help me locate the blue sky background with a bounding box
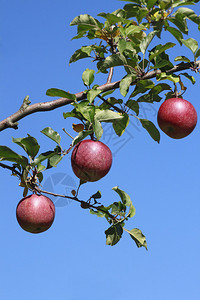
[0,1,200,299]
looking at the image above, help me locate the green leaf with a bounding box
[97,12,128,25]
[195,48,200,59]
[131,79,155,97]
[75,101,95,122]
[172,1,197,8]
[168,16,188,34]
[181,38,198,54]
[118,38,137,55]
[91,190,102,199]
[112,186,135,218]
[147,0,158,9]
[0,146,28,167]
[12,136,40,159]
[150,83,172,95]
[69,46,93,64]
[151,59,172,69]
[33,151,56,166]
[105,224,123,246]
[139,119,160,143]
[90,208,105,217]
[113,114,129,136]
[149,42,176,61]
[70,14,103,30]
[72,130,93,147]
[140,31,157,54]
[137,93,161,103]
[180,72,195,84]
[174,56,191,62]
[125,24,146,36]
[95,109,123,122]
[119,74,134,97]
[94,119,103,140]
[157,72,180,83]
[41,127,61,145]
[111,202,126,216]
[99,97,123,110]
[97,53,127,73]
[174,7,200,25]
[166,26,183,44]
[37,163,45,173]
[101,90,115,98]
[47,154,63,168]
[82,68,95,87]
[46,88,76,100]
[124,228,147,250]
[87,89,102,103]
[63,110,83,121]
[126,99,139,115]
[36,171,43,183]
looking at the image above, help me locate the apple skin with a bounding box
[71,139,112,182]
[157,97,197,139]
[16,194,55,234]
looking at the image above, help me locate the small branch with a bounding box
[0,162,22,177]
[0,61,199,132]
[106,67,114,84]
[37,188,115,221]
[97,95,124,114]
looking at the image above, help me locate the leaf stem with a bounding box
[62,128,74,139]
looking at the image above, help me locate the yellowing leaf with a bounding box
[95,30,109,41]
[112,29,120,37]
[72,123,84,133]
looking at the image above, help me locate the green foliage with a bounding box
[139,119,160,142]
[1,0,200,248]
[82,69,95,87]
[12,136,40,159]
[112,186,136,217]
[41,127,61,145]
[124,228,148,250]
[105,224,123,246]
[0,146,28,167]
[66,0,200,147]
[46,88,76,100]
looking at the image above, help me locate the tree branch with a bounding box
[0,61,199,132]
[0,162,22,177]
[106,67,114,83]
[37,188,116,221]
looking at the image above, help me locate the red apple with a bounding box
[16,194,55,233]
[157,97,197,139]
[71,139,112,182]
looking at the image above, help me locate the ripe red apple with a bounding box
[157,97,197,139]
[16,194,55,234]
[71,139,112,182]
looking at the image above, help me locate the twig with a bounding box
[0,162,22,177]
[97,95,124,114]
[62,128,74,139]
[37,188,115,221]
[106,67,114,83]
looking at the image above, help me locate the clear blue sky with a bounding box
[0,1,200,299]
